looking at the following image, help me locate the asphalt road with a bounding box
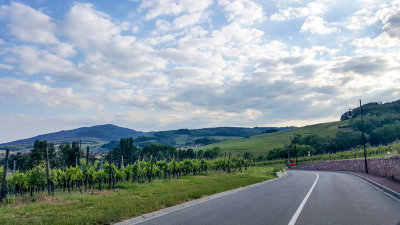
[132,170,400,225]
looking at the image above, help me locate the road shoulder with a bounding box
[115,170,289,225]
[345,172,400,200]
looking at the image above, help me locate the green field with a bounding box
[0,166,283,225]
[197,120,350,156]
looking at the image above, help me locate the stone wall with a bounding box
[293,155,400,182]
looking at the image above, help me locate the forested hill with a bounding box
[196,99,400,157]
[0,124,151,150]
[155,127,294,138]
[0,125,294,151]
[131,126,295,147]
[341,100,400,120]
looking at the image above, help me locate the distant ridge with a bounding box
[0,125,295,151]
[0,124,151,149]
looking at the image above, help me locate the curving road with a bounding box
[122,170,400,225]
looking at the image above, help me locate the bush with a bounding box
[369,124,400,146]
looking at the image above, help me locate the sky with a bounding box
[0,0,399,143]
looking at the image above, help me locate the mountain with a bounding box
[0,124,152,151]
[0,125,295,152]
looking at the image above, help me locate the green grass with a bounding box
[198,120,350,156]
[0,166,281,225]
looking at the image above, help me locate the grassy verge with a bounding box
[0,166,282,225]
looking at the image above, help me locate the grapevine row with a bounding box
[1,155,251,199]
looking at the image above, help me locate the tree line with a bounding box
[265,131,364,161]
[265,112,400,161]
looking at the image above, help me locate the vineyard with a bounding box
[0,150,251,202]
[259,145,399,166]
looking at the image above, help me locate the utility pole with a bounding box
[294,132,297,165]
[360,100,368,173]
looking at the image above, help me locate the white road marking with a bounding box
[116,172,290,225]
[353,175,400,202]
[288,173,319,225]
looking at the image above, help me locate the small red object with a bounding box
[290,163,295,166]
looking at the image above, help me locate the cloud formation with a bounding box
[0,0,399,142]
[0,2,58,44]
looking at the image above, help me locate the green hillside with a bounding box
[197,120,351,156]
[198,100,400,157]
[132,127,293,147]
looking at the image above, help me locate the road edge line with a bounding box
[343,172,400,201]
[115,170,290,225]
[288,172,319,225]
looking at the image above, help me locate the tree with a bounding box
[60,141,82,168]
[186,149,195,159]
[204,147,220,159]
[30,140,55,168]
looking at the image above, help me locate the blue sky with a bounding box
[0,0,399,143]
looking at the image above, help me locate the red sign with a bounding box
[290,163,295,166]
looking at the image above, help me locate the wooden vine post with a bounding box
[149,155,154,183]
[45,144,51,195]
[108,151,112,189]
[0,149,9,202]
[85,146,89,191]
[224,152,227,171]
[228,152,231,173]
[86,146,89,165]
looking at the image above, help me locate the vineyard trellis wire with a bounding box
[0,154,251,200]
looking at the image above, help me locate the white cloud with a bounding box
[173,12,204,29]
[343,8,379,30]
[63,3,123,48]
[0,63,13,70]
[301,16,337,34]
[351,1,400,48]
[0,78,98,109]
[0,2,58,44]
[352,33,400,48]
[270,1,327,21]
[140,0,213,20]
[376,1,400,37]
[62,3,167,80]
[51,43,76,58]
[107,88,150,107]
[155,11,207,31]
[218,0,264,25]
[1,0,400,141]
[11,45,76,76]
